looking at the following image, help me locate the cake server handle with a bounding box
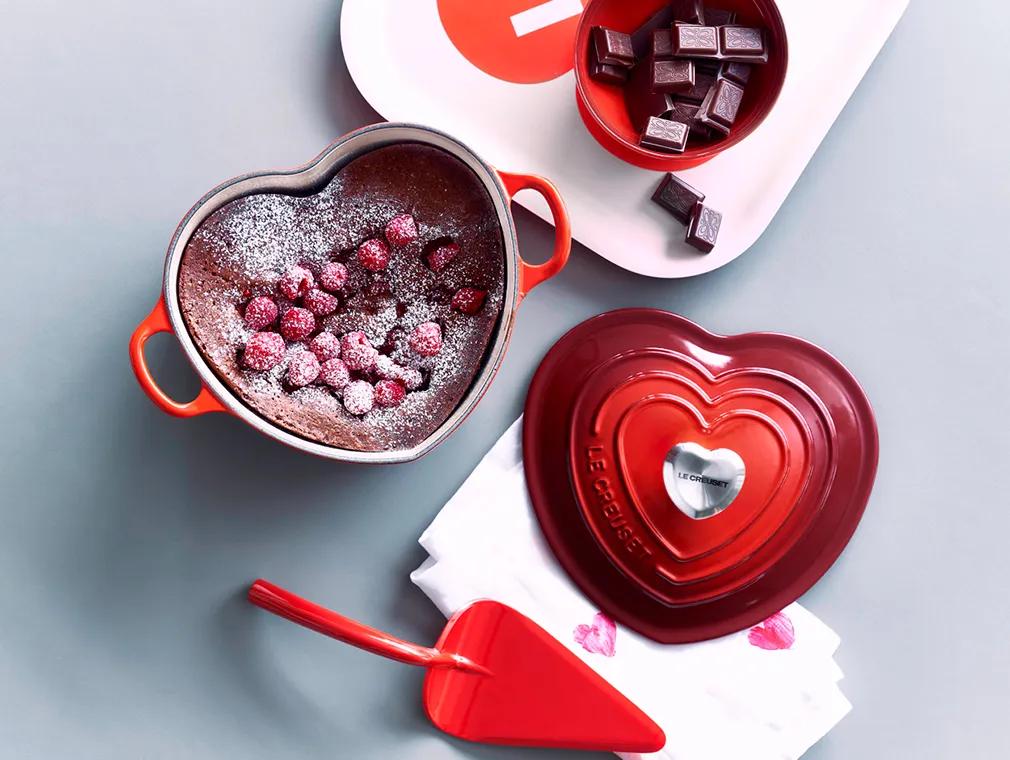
[498,171,572,300]
[129,297,228,417]
[248,579,490,675]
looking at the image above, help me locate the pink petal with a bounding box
[747,611,795,650]
[592,613,617,655]
[573,613,617,657]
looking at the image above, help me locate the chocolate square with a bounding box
[640,117,689,153]
[666,100,699,124]
[722,61,752,86]
[625,59,674,131]
[677,68,717,104]
[652,172,705,224]
[673,25,719,57]
[652,59,695,93]
[667,99,712,141]
[651,28,674,58]
[631,5,675,57]
[590,58,630,85]
[686,204,722,253]
[698,78,745,134]
[719,26,768,62]
[704,8,738,26]
[593,26,635,67]
[671,0,706,25]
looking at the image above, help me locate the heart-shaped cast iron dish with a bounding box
[524,310,878,644]
[128,123,571,463]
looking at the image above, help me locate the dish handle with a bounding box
[498,171,571,301]
[129,297,228,417]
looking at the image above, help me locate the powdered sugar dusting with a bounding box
[342,380,375,416]
[177,143,506,452]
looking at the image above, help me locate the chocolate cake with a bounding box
[177,143,506,452]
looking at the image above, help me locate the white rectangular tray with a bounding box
[341,0,908,278]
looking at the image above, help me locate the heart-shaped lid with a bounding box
[523,310,878,644]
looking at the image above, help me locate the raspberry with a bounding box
[340,331,378,372]
[374,379,406,408]
[286,350,320,388]
[319,358,351,390]
[425,242,459,272]
[278,265,315,300]
[303,288,339,316]
[374,355,423,390]
[280,307,316,342]
[309,331,341,362]
[408,322,443,357]
[244,296,278,329]
[385,214,418,247]
[451,287,487,315]
[319,261,348,292]
[342,380,375,416]
[373,354,401,380]
[357,239,390,272]
[398,366,424,391]
[242,332,285,371]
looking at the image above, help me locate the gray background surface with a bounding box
[1,1,1007,758]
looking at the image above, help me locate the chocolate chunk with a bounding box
[719,26,768,63]
[668,99,712,141]
[631,5,675,57]
[686,204,722,253]
[652,173,705,224]
[593,10,769,153]
[722,61,752,86]
[698,78,745,134]
[673,25,719,57]
[640,117,689,153]
[704,7,738,26]
[593,26,635,67]
[677,68,717,104]
[652,28,674,58]
[625,59,674,131]
[688,125,714,143]
[653,59,695,93]
[590,58,629,85]
[666,99,699,124]
[671,0,706,25]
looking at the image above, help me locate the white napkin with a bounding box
[411,418,851,760]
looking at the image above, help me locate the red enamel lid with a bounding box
[523,310,878,644]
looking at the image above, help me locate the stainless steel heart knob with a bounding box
[662,442,746,520]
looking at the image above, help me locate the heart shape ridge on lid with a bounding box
[572,371,819,596]
[662,442,746,520]
[523,309,879,644]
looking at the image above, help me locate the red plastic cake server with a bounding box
[248,580,664,753]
